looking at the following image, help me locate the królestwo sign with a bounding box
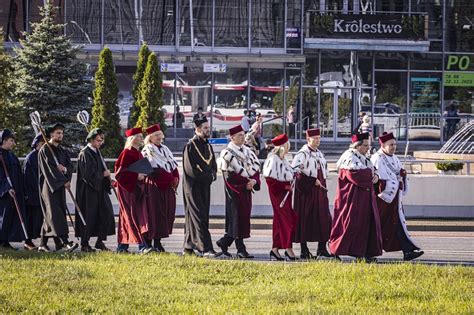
[310,13,425,40]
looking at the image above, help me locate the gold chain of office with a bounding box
[191,140,213,165]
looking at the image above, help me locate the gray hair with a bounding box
[350,140,364,149]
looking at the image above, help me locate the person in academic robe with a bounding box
[371,132,424,261]
[0,129,27,250]
[263,134,297,261]
[37,124,78,253]
[291,128,333,259]
[115,127,152,254]
[216,125,261,259]
[182,116,218,258]
[75,128,115,252]
[142,124,179,252]
[329,133,383,262]
[22,133,45,250]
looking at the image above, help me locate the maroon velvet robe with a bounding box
[266,177,297,249]
[224,171,260,239]
[293,168,331,243]
[329,168,383,257]
[114,147,149,244]
[144,168,179,239]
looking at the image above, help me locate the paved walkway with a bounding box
[9,224,474,266]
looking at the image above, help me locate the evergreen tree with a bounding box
[128,43,151,128]
[136,53,165,130]
[90,47,124,157]
[12,1,92,151]
[0,30,28,155]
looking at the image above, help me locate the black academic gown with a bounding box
[75,146,115,241]
[38,144,73,238]
[182,135,217,252]
[0,149,26,242]
[23,149,43,239]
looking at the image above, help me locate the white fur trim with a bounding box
[217,142,260,177]
[263,153,294,182]
[141,143,178,172]
[291,144,327,179]
[337,149,373,170]
[371,150,408,203]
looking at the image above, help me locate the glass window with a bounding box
[103,0,138,45]
[66,0,101,44]
[286,0,302,50]
[178,0,191,46]
[375,52,408,69]
[1,0,26,42]
[443,85,473,140]
[411,53,443,71]
[251,0,285,48]
[250,68,284,110]
[374,71,408,140]
[320,51,353,87]
[445,1,474,53]
[191,0,212,47]
[141,0,175,45]
[412,1,443,42]
[409,73,442,141]
[215,0,249,47]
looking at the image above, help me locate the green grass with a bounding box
[0,251,472,313]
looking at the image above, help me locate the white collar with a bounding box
[87,143,97,152]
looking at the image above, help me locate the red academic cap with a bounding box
[306,128,320,137]
[125,127,142,137]
[229,125,244,136]
[271,134,289,146]
[378,132,395,145]
[351,132,369,143]
[146,124,161,135]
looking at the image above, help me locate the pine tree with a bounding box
[128,43,151,128]
[12,1,92,151]
[0,29,28,155]
[90,47,124,157]
[136,53,166,130]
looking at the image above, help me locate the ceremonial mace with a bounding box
[0,154,29,239]
[76,110,119,199]
[29,111,87,227]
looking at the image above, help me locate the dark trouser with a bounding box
[81,233,106,247]
[40,235,68,247]
[301,241,327,253]
[397,224,418,254]
[218,234,246,252]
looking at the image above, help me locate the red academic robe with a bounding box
[266,177,297,249]
[224,171,261,239]
[114,147,149,244]
[293,168,331,243]
[329,168,383,257]
[144,168,179,239]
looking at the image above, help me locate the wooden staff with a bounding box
[0,154,29,239]
[29,111,87,227]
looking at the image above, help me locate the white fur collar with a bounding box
[291,144,327,179]
[217,142,260,177]
[337,149,373,170]
[142,143,178,172]
[263,153,294,182]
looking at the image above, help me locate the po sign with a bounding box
[446,55,472,71]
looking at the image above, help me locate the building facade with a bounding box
[2,0,473,143]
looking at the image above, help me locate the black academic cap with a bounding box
[0,129,15,142]
[193,116,208,128]
[127,158,154,175]
[86,128,104,141]
[47,123,65,135]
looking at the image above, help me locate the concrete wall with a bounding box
[68,172,474,219]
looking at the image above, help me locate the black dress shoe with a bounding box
[95,242,111,251]
[38,245,51,252]
[237,251,254,259]
[24,241,37,251]
[202,249,218,258]
[216,240,231,257]
[317,248,334,258]
[364,256,378,263]
[269,250,284,261]
[285,251,298,261]
[65,242,79,253]
[183,248,196,256]
[300,251,315,260]
[403,250,424,261]
[55,242,64,252]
